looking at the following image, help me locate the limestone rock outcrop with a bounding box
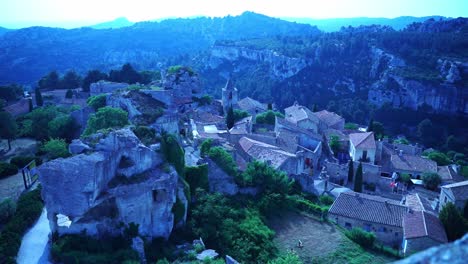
[38,128,186,239]
[90,81,129,96]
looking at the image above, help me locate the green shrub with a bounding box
[123,222,139,239]
[422,172,442,190]
[344,123,358,130]
[132,126,158,146]
[10,156,35,168]
[287,195,328,216]
[200,139,213,157]
[0,188,43,261]
[185,164,209,194]
[82,107,129,136]
[172,198,185,224]
[208,147,237,176]
[233,109,249,122]
[194,95,213,106]
[42,138,70,159]
[160,133,185,176]
[256,110,284,125]
[0,162,18,179]
[86,94,107,110]
[0,199,16,225]
[345,228,376,248]
[319,195,334,206]
[427,151,452,166]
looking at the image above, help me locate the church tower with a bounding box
[221,77,238,113]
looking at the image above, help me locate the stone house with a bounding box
[236,136,302,175]
[284,102,320,133]
[403,210,448,255]
[390,153,437,179]
[437,165,464,185]
[349,132,376,164]
[237,97,267,121]
[439,180,468,212]
[314,110,345,132]
[329,192,407,247]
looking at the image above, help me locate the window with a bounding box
[363,224,372,232]
[229,91,232,99]
[345,222,352,229]
[444,197,447,203]
[378,227,387,232]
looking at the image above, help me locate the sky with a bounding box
[0,0,467,28]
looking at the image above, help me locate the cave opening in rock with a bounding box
[119,156,135,169]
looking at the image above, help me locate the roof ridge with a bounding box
[422,211,428,236]
[355,132,372,147]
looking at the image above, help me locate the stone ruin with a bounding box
[38,128,188,239]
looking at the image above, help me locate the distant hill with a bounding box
[281,16,448,31]
[0,27,11,36]
[89,17,135,29]
[0,11,320,85]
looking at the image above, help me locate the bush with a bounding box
[0,162,18,179]
[208,147,237,176]
[200,139,213,157]
[0,188,43,262]
[233,109,249,122]
[422,172,442,190]
[86,94,107,110]
[82,107,129,136]
[345,228,376,248]
[319,195,334,206]
[0,199,16,225]
[185,164,209,194]
[256,110,284,125]
[288,195,329,216]
[10,156,36,168]
[344,123,358,130]
[132,126,158,146]
[160,134,185,176]
[427,151,452,166]
[42,138,70,159]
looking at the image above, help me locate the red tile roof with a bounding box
[314,110,344,127]
[403,210,448,243]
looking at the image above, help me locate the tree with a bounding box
[329,135,341,155]
[42,138,70,159]
[427,151,451,166]
[82,70,108,92]
[48,115,76,141]
[439,202,467,241]
[422,172,441,190]
[256,110,284,125]
[372,121,385,139]
[347,160,354,183]
[233,109,249,122]
[87,94,107,110]
[267,103,273,111]
[0,111,17,150]
[354,162,363,193]
[367,118,374,132]
[38,71,60,90]
[160,133,185,176]
[226,106,235,129]
[61,70,81,89]
[65,89,73,99]
[418,118,436,147]
[82,107,129,136]
[0,84,23,102]
[35,88,43,106]
[312,104,318,112]
[28,98,33,112]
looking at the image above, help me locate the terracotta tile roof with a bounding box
[391,154,437,173]
[276,117,322,141]
[325,128,349,142]
[237,97,267,113]
[403,210,448,243]
[285,103,319,125]
[238,136,295,169]
[441,180,468,201]
[314,110,344,127]
[4,98,30,116]
[329,192,407,227]
[349,132,376,149]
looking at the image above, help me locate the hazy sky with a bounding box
[1,0,467,28]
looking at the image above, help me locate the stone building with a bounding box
[403,210,448,255]
[390,153,437,179]
[439,180,468,212]
[284,102,319,133]
[329,192,407,247]
[90,81,129,96]
[349,132,376,164]
[237,97,267,121]
[313,110,345,132]
[221,78,238,113]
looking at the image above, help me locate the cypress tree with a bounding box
[226,106,235,129]
[35,88,43,106]
[347,160,354,183]
[28,98,33,112]
[354,162,363,193]
[367,118,374,132]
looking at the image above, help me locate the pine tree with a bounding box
[367,118,374,132]
[312,104,318,112]
[354,162,363,193]
[226,106,235,129]
[0,111,17,150]
[347,160,354,183]
[28,98,33,112]
[439,202,467,241]
[35,88,43,106]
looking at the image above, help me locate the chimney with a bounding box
[399,150,403,156]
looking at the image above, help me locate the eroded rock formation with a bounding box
[38,128,186,239]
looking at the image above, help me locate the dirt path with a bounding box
[269,211,343,263]
[0,171,25,201]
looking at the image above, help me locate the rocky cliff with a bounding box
[38,128,186,239]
